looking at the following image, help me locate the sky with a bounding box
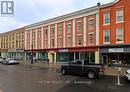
[0,0,113,33]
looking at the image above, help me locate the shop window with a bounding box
[116,9,124,23]
[88,33,94,45]
[88,19,94,29]
[104,12,110,25]
[77,35,82,46]
[104,29,110,43]
[116,28,124,42]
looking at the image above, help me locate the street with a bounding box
[0,64,129,92]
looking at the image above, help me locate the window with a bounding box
[104,12,110,24]
[116,28,124,42]
[22,32,24,39]
[59,38,63,47]
[45,29,48,37]
[88,33,94,45]
[59,25,63,34]
[52,27,55,36]
[38,31,41,38]
[104,29,110,43]
[77,35,82,45]
[67,37,71,47]
[51,39,55,47]
[77,21,82,32]
[67,24,72,33]
[88,19,94,29]
[116,9,124,22]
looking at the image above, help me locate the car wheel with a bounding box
[62,68,66,75]
[87,71,96,79]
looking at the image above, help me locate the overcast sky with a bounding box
[0,0,113,33]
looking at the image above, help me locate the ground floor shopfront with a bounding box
[26,47,100,64]
[99,45,130,65]
[0,49,25,60]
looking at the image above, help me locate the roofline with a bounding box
[99,0,120,9]
[0,27,25,35]
[25,6,99,29]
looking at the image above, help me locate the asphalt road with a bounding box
[0,64,129,92]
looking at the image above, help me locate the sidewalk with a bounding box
[20,61,128,76]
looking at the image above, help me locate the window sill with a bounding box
[103,42,110,44]
[116,21,124,24]
[103,23,110,26]
[116,41,124,44]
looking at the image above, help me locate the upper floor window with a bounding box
[59,25,63,34]
[88,33,94,45]
[77,21,82,32]
[51,39,55,47]
[67,24,72,33]
[116,28,124,42]
[45,29,48,37]
[67,37,71,47]
[77,35,82,46]
[51,27,55,36]
[104,29,110,43]
[59,38,63,47]
[88,19,94,29]
[116,9,124,23]
[104,12,110,24]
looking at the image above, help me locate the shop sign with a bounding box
[16,49,25,52]
[59,49,68,52]
[109,48,124,52]
[8,49,17,52]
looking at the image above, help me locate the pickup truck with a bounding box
[61,59,105,79]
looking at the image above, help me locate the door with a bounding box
[102,55,108,65]
[70,60,82,75]
[52,53,55,63]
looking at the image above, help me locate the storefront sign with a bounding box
[8,49,24,52]
[109,48,124,52]
[59,49,68,52]
[8,49,17,52]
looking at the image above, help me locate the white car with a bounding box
[2,58,19,65]
[125,69,130,81]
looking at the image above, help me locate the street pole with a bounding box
[31,44,33,64]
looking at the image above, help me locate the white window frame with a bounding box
[116,28,124,43]
[88,18,94,30]
[88,32,94,45]
[103,12,110,25]
[77,35,82,46]
[77,21,82,32]
[116,9,124,23]
[103,29,110,44]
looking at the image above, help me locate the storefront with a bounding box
[99,46,130,65]
[55,47,99,64]
[8,49,25,60]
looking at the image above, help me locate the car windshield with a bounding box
[70,60,82,64]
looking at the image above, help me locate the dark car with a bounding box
[61,59,105,79]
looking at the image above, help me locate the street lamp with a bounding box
[31,44,33,64]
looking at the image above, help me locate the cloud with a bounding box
[0,0,112,33]
[0,17,27,33]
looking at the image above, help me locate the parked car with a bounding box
[61,59,105,79]
[125,69,130,81]
[0,57,4,63]
[2,58,19,65]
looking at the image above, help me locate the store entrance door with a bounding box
[51,53,55,63]
[102,55,108,65]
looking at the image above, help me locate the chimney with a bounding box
[97,2,101,6]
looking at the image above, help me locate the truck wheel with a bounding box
[62,68,66,75]
[87,71,96,79]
